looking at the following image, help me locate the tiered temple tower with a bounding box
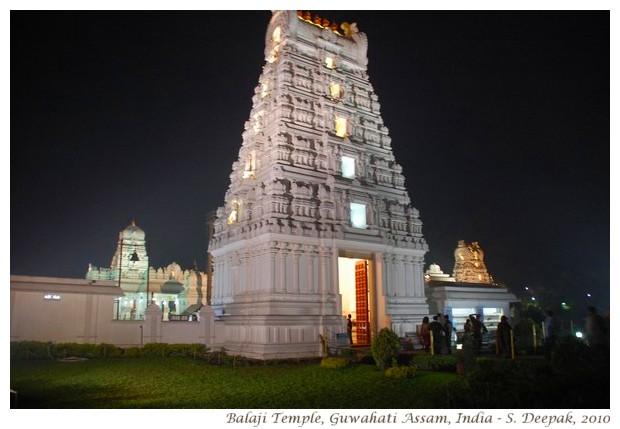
[453,240,495,284]
[210,11,429,359]
[87,221,207,320]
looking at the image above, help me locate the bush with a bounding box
[385,365,416,379]
[142,343,169,357]
[551,336,595,379]
[371,328,401,370]
[412,354,457,372]
[122,347,143,357]
[95,343,123,357]
[55,343,99,358]
[166,343,207,358]
[10,341,52,359]
[514,317,540,354]
[320,357,349,369]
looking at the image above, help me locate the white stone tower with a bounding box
[210,11,429,359]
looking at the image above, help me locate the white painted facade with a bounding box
[210,11,429,359]
[10,275,220,348]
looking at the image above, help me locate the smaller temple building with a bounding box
[86,221,207,321]
[425,240,518,333]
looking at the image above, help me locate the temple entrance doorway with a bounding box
[338,256,374,345]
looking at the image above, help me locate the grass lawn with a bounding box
[10,357,458,409]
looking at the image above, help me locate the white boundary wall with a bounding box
[10,276,223,349]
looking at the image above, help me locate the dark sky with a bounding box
[10,10,610,312]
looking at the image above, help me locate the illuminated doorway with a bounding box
[338,257,372,345]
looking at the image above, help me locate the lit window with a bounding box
[335,117,347,137]
[330,82,343,100]
[350,203,367,229]
[227,210,237,225]
[228,202,239,225]
[325,56,336,69]
[341,156,355,179]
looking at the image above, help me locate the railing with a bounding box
[167,314,198,322]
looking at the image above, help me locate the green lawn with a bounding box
[11,357,456,408]
[10,354,609,409]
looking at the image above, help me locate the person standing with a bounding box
[429,315,444,355]
[463,318,472,334]
[496,315,512,358]
[419,316,431,353]
[543,309,556,360]
[443,314,454,354]
[470,314,481,352]
[346,314,353,344]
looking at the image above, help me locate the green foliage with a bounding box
[514,317,540,353]
[551,336,595,378]
[55,343,99,358]
[412,354,456,372]
[9,355,609,409]
[142,343,169,357]
[165,343,207,358]
[122,347,143,358]
[320,357,349,369]
[456,333,476,372]
[10,341,52,359]
[10,341,207,360]
[384,364,416,379]
[521,303,545,324]
[10,357,455,408]
[445,377,473,407]
[95,343,123,357]
[371,328,400,370]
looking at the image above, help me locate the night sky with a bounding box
[10,10,610,313]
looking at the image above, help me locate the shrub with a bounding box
[123,347,143,357]
[166,343,207,358]
[95,343,123,357]
[412,354,457,372]
[320,357,349,369]
[55,343,98,358]
[456,332,476,372]
[385,364,416,379]
[371,328,400,370]
[142,343,169,357]
[514,317,540,354]
[551,336,595,379]
[10,341,52,359]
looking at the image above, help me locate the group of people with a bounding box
[419,312,512,357]
[419,313,454,354]
[417,305,609,359]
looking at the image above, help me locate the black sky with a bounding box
[10,10,610,312]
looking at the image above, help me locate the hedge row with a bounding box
[10,341,207,360]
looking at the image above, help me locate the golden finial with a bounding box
[131,219,136,227]
[340,22,352,38]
